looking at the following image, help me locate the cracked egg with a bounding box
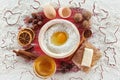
[58,7,71,18]
[38,19,80,58]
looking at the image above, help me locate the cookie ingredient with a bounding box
[81,48,93,67]
[43,4,56,19]
[58,7,71,18]
[83,29,92,38]
[82,10,92,20]
[13,50,38,60]
[17,28,35,46]
[82,20,91,29]
[74,13,83,22]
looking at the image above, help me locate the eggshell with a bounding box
[58,7,71,18]
[43,4,56,19]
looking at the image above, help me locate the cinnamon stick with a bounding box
[24,45,34,51]
[13,50,31,60]
[19,50,38,58]
[13,50,38,60]
[13,50,19,56]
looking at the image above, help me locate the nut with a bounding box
[82,20,91,29]
[32,24,38,29]
[32,13,37,19]
[37,15,44,21]
[28,18,33,23]
[83,29,92,38]
[37,21,42,25]
[32,19,38,25]
[82,10,92,20]
[74,13,83,22]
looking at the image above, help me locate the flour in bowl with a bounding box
[43,23,79,54]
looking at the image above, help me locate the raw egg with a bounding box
[51,32,68,46]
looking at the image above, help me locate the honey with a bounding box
[51,32,68,46]
[33,56,56,78]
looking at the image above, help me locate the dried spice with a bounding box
[32,13,38,19]
[82,10,92,20]
[37,21,42,26]
[13,50,38,60]
[17,28,35,46]
[83,29,92,38]
[37,15,44,21]
[28,18,33,23]
[25,12,44,29]
[32,19,38,24]
[74,13,83,22]
[32,24,38,29]
[82,20,91,29]
[57,61,74,73]
[24,45,34,51]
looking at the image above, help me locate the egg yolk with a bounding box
[51,32,68,46]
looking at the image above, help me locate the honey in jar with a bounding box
[33,55,56,78]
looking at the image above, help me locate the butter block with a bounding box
[81,48,93,67]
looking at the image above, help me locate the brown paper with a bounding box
[72,41,102,72]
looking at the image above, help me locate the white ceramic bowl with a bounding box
[38,19,80,58]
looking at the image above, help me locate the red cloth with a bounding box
[31,8,85,70]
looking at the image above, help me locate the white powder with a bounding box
[44,23,79,54]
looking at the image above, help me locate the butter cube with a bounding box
[81,48,93,67]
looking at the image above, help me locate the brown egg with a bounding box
[43,4,56,19]
[58,7,71,18]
